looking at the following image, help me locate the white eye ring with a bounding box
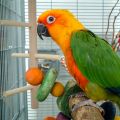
[47,16,56,24]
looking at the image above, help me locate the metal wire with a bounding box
[0,0,120,120]
[0,0,28,120]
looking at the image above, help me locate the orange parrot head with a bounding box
[37,9,85,51]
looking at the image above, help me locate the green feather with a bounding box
[70,30,120,94]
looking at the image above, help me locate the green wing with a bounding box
[70,30,120,95]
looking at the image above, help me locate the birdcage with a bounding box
[0,0,120,120]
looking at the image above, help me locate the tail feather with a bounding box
[100,101,116,120]
[108,94,120,109]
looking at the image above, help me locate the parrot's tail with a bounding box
[108,94,120,109]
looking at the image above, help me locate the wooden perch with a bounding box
[0,20,31,27]
[3,85,33,97]
[57,80,104,120]
[69,93,104,120]
[11,53,60,60]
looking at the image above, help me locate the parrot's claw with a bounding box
[71,99,104,114]
[69,92,86,99]
[60,56,69,72]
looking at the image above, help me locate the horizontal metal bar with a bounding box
[0,47,24,52]
[12,53,60,60]
[3,85,33,97]
[0,20,31,27]
[37,2,118,4]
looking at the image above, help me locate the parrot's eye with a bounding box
[47,16,56,24]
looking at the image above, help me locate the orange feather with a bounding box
[37,9,88,90]
[65,48,89,90]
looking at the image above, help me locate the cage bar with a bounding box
[11,53,60,60]
[0,20,31,27]
[28,0,39,109]
[3,85,33,97]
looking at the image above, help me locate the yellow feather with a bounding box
[38,9,85,52]
[38,9,88,90]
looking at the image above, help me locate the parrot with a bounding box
[37,9,120,107]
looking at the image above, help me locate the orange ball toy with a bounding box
[44,116,56,120]
[25,67,44,86]
[51,82,64,97]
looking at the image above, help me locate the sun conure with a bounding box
[37,9,120,107]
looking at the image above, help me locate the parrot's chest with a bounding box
[64,48,88,90]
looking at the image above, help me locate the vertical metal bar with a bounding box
[1,0,6,119]
[102,0,104,38]
[20,0,28,118]
[76,0,78,19]
[28,0,39,109]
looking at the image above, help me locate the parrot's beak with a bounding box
[37,23,50,40]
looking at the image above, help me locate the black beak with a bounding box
[37,23,50,40]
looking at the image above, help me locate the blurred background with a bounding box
[0,0,120,119]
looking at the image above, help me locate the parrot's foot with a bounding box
[60,56,69,72]
[71,99,104,113]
